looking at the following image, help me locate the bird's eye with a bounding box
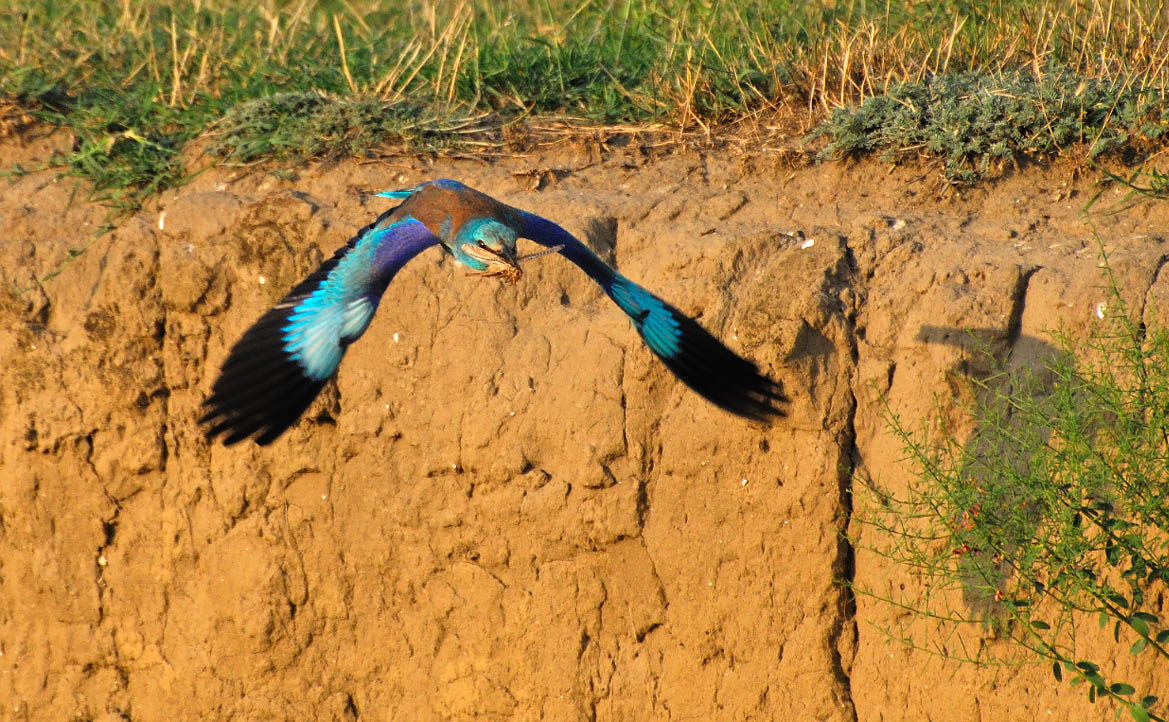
[476,240,489,249]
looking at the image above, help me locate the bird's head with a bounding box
[451,217,522,281]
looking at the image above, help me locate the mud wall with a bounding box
[2,132,1168,721]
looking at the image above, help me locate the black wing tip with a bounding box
[657,307,789,423]
[696,372,788,423]
[199,218,386,447]
[200,372,329,447]
[200,302,333,446]
[199,335,330,445]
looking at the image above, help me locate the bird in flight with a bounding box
[201,179,784,445]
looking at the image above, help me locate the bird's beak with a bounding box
[498,245,521,271]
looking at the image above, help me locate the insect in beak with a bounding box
[466,244,564,284]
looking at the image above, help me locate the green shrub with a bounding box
[858,266,1169,721]
[814,69,1169,182]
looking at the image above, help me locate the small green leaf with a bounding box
[1141,695,1158,707]
[1053,661,1062,682]
[1090,685,1098,703]
[1077,661,1100,673]
[1115,620,1123,642]
[1130,702,1151,722]
[1112,683,1136,695]
[1133,612,1158,624]
[1131,639,1148,655]
[1131,617,1150,636]
[1032,620,1051,630]
[1107,543,1122,565]
[1155,630,1169,644]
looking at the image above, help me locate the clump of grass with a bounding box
[813,69,1169,182]
[857,266,1169,721]
[5,66,202,214]
[205,92,473,165]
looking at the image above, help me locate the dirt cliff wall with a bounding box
[3,131,1168,721]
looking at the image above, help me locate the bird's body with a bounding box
[201,179,784,445]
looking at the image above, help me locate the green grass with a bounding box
[3,0,1169,209]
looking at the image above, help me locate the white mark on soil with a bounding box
[1096,302,1106,319]
[392,332,400,342]
[800,237,815,250]
[259,275,266,285]
[158,211,166,230]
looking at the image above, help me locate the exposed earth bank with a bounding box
[3,129,1168,721]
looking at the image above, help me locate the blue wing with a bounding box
[201,211,439,445]
[520,211,785,421]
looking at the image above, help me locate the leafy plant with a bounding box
[813,68,1169,182]
[857,265,1169,720]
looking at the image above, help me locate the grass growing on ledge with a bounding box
[3,0,1169,210]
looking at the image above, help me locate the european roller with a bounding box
[201,179,785,445]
